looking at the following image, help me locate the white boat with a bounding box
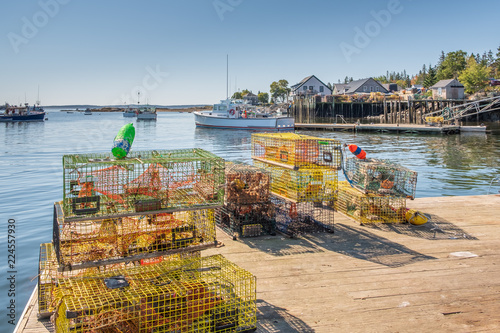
[84,108,92,115]
[137,106,157,120]
[123,108,138,117]
[193,99,294,130]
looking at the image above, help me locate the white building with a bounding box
[290,75,332,98]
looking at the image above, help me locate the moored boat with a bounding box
[0,104,45,122]
[122,107,138,117]
[84,108,92,115]
[137,106,157,120]
[193,99,294,130]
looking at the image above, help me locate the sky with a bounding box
[1,0,499,106]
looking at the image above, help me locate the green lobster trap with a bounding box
[55,254,257,333]
[251,133,341,169]
[38,243,203,318]
[345,158,417,199]
[53,202,217,270]
[216,202,276,240]
[335,182,407,224]
[62,149,225,220]
[271,195,334,237]
[225,163,270,205]
[253,160,337,203]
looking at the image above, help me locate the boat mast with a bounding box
[226,54,228,100]
[36,85,40,106]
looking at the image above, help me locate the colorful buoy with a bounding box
[348,144,366,159]
[112,123,135,159]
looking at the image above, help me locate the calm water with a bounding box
[1,109,499,332]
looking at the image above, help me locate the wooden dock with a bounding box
[16,195,500,333]
[295,123,487,134]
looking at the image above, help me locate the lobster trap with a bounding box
[345,158,417,199]
[254,160,338,202]
[62,149,225,220]
[55,254,257,333]
[251,132,341,169]
[271,195,334,237]
[335,183,407,224]
[38,243,202,318]
[53,202,217,270]
[216,202,276,240]
[225,163,270,205]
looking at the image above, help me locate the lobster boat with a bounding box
[0,104,45,122]
[193,99,294,130]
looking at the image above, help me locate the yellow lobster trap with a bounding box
[334,182,407,224]
[53,202,217,271]
[62,149,225,220]
[54,254,257,333]
[38,243,202,318]
[251,133,341,169]
[253,160,338,202]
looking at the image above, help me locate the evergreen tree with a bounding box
[423,65,438,88]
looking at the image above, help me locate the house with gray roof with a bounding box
[429,79,464,99]
[290,75,332,98]
[333,78,389,95]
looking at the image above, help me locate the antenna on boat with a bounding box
[36,85,40,106]
[226,54,229,99]
[137,91,140,105]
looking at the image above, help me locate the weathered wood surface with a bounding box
[17,195,500,333]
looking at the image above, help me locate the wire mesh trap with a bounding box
[253,160,338,203]
[54,254,257,333]
[62,149,225,220]
[271,195,334,237]
[38,243,202,318]
[225,163,270,205]
[216,202,276,239]
[344,158,417,199]
[334,182,407,224]
[53,202,217,269]
[251,133,341,169]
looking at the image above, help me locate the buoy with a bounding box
[112,123,135,159]
[348,144,366,159]
[405,209,428,225]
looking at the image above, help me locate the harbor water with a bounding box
[1,109,499,332]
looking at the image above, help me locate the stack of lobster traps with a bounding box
[251,133,340,237]
[335,156,418,225]
[38,149,258,333]
[216,163,275,240]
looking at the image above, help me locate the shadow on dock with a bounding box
[256,299,314,333]
[241,236,325,257]
[362,214,478,240]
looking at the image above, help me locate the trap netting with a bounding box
[225,163,270,205]
[53,202,217,269]
[38,243,201,318]
[62,149,225,220]
[253,160,337,203]
[251,133,341,169]
[271,195,334,237]
[345,158,417,199]
[216,202,276,239]
[334,182,407,224]
[55,254,257,333]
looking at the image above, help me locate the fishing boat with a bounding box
[123,107,138,117]
[84,108,92,115]
[193,99,294,130]
[137,106,157,120]
[0,103,45,122]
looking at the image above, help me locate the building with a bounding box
[381,83,402,93]
[333,78,389,95]
[290,75,332,98]
[429,79,465,99]
[243,92,259,105]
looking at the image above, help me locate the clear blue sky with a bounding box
[1,0,499,106]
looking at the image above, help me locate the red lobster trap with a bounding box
[344,158,418,199]
[54,254,257,333]
[62,149,225,220]
[53,202,217,271]
[251,133,341,169]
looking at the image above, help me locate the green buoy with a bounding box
[112,123,135,159]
